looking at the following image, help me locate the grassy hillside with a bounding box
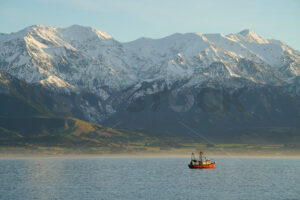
[0,116,147,147]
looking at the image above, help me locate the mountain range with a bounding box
[0,25,299,145]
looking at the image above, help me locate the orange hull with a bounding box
[188,163,215,169]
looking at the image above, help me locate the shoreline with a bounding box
[1,153,300,159]
[1,144,300,159]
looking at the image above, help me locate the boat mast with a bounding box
[199,151,203,161]
[191,152,196,161]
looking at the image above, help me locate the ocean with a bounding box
[0,157,299,200]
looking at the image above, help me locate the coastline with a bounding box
[1,150,300,159]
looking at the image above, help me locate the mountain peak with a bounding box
[238,29,253,36]
[15,24,112,41]
[24,24,57,33]
[62,24,112,40]
[236,29,269,44]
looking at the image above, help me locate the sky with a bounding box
[1,0,300,50]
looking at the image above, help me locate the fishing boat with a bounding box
[188,151,215,169]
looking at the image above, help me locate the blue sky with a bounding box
[1,0,299,50]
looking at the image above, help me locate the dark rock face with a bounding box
[103,79,300,142]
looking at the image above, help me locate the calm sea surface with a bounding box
[0,157,299,200]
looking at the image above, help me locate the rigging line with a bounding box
[111,120,122,128]
[179,121,211,143]
[179,121,244,163]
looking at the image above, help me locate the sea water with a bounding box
[0,157,299,200]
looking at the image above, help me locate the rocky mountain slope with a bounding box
[0,25,299,142]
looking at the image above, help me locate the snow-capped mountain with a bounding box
[1,25,299,91]
[0,25,299,138]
